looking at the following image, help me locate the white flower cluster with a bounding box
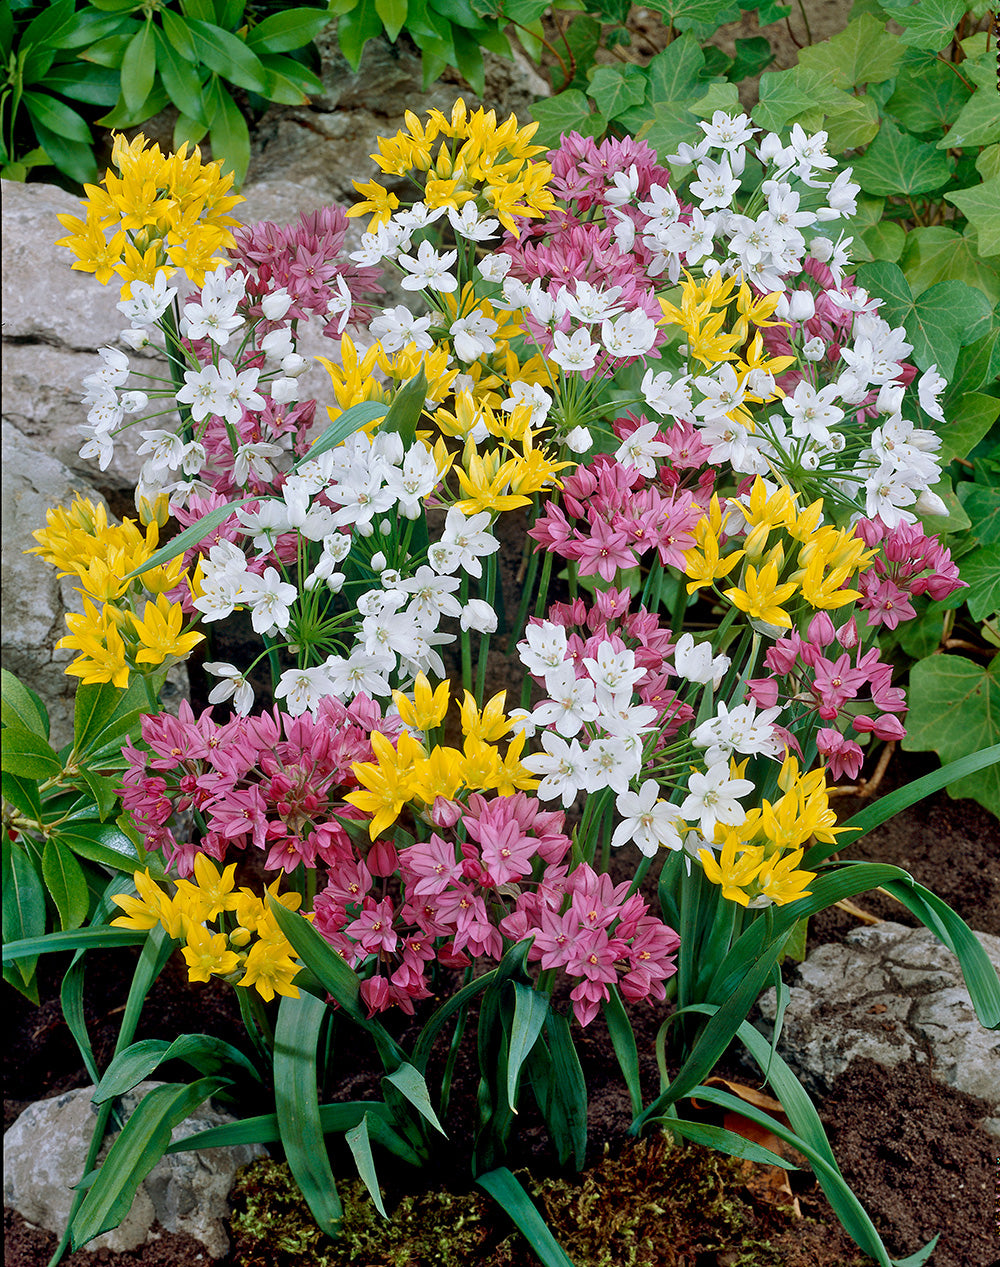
[196,435,502,717]
[517,621,782,855]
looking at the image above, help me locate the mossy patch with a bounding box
[228,1136,872,1267]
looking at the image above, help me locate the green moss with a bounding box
[228,1138,871,1267]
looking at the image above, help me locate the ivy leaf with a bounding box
[822,92,880,152]
[892,0,965,52]
[586,64,646,119]
[939,83,1000,151]
[977,144,1000,181]
[945,177,1000,258]
[962,485,1000,545]
[961,545,1000,622]
[902,656,1000,816]
[886,58,971,135]
[529,92,604,148]
[938,391,1000,463]
[796,14,902,88]
[754,66,842,132]
[851,119,954,196]
[860,221,905,263]
[900,226,1000,303]
[854,262,990,377]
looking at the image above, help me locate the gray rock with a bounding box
[246,33,549,207]
[3,1082,264,1256]
[2,183,166,492]
[757,920,1000,1133]
[1,421,104,747]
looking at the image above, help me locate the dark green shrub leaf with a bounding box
[246,7,333,53]
[2,668,50,738]
[338,0,382,71]
[1,724,62,779]
[42,837,90,931]
[188,18,268,92]
[205,77,250,184]
[120,20,156,113]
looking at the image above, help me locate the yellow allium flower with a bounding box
[348,729,426,838]
[455,450,531,516]
[459,688,510,742]
[238,940,301,1002]
[394,672,450,732]
[724,560,798,628]
[129,594,204,666]
[182,924,242,984]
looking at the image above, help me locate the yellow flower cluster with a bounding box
[684,481,877,629]
[56,133,244,295]
[111,857,304,1002]
[700,754,843,907]
[347,678,536,838]
[28,496,201,689]
[660,272,792,378]
[348,100,555,235]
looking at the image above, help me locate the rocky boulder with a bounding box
[757,920,1000,1136]
[3,1082,265,1256]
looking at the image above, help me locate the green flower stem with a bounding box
[460,574,473,695]
[474,552,497,704]
[159,301,192,442]
[261,633,282,693]
[439,966,474,1119]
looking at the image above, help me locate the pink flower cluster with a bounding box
[530,418,714,580]
[313,791,679,1024]
[230,206,383,335]
[853,516,965,628]
[748,612,907,780]
[120,695,396,875]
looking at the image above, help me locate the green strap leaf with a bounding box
[163,1100,422,1163]
[412,968,496,1071]
[2,927,147,963]
[274,992,343,1236]
[345,1113,388,1217]
[476,1168,576,1267]
[662,1116,799,1169]
[70,1078,230,1249]
[602,987,642,1117]
[384,1062,446,1136]
[205,76,250,186]
[543,1010,588,1171]
[153,26,208,125]
[290,398,390,470]
[122,497,251,581]
[506,981,549,1111]
[808,743,1000,864]
[56,820,143,872]
[93,1033,261,1104]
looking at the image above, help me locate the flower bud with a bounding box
[836,616,860,650]
[914,488,947,518]
[262,290,292,320]
[367,839,399,877]
[430,796,462,828]
[788,290,816,322]
[120,328,150,350]
[281,352,308,378]
[270,376,299,404]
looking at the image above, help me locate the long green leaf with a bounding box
[186,17,268,91]
[807,743,1000,865]
[544,1011,588,1171]
[42,836,89,931]
[162,1100,422,1163]
[602,986,643,1118]
[2,724,61,778]
[2,837,46,986]
[73,678,146,758]
[679,1084,936,1267]
[274,992,342,1236]
[1,667,49,737]
[93,1033,261,1103]
[663,1116,799,1169]
[289,399,390,470]
[476,1168,576,1267]
[345,1113,388,1218]
[506,982,549,1111]
[266,898,362,1018]
[121,497,252,581]
[412,968,496,1071]
[70,1079,229,1248]
[384,1062,446,1136]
